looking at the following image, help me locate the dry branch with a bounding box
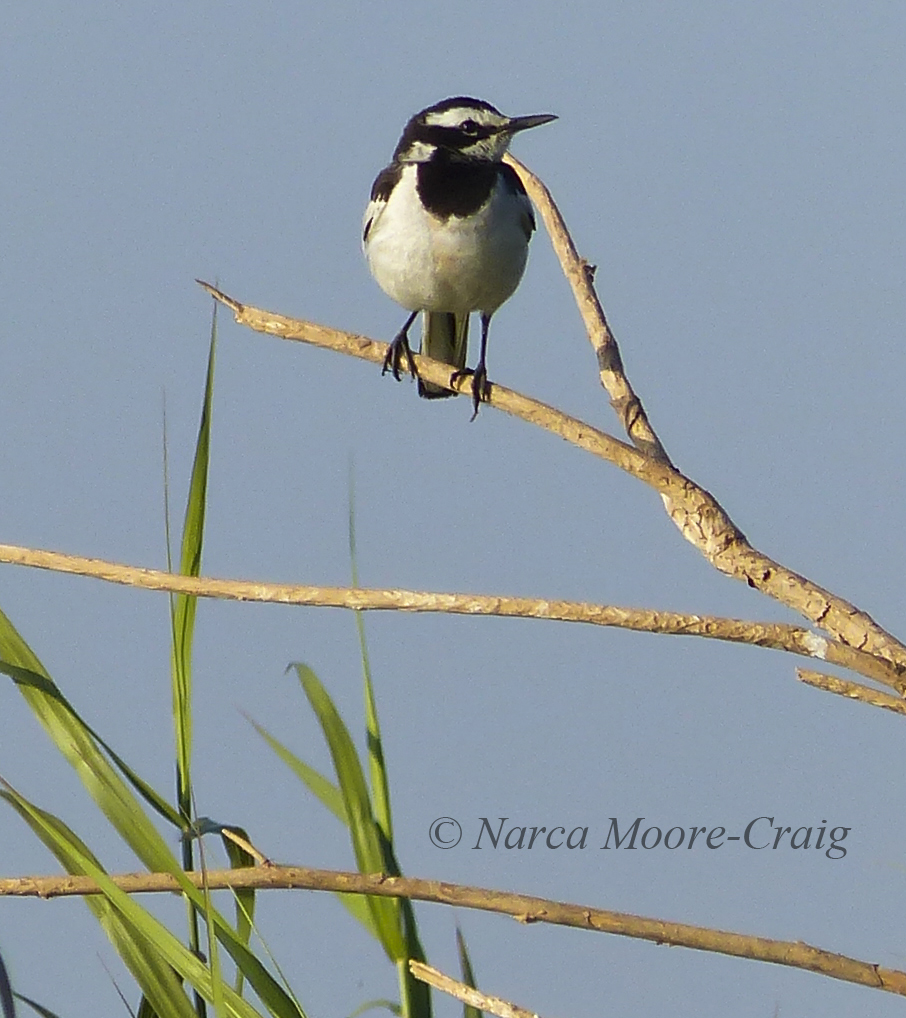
[503,154,668,466]
[798,669,906,714]
[0,542,897,689]
[3,865,905,998]
[196,280,906,688]
[503,156,906,682]
[410,961,543,1018]
[192,159,906,686]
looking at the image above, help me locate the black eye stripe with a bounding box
[419,123,496,149]
[392,109,501,161]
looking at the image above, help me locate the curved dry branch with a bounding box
[193,162,906,684]
[3,865,905,998]
[502,156,906,681]
[504,153,669,466]
[0,542,897,689]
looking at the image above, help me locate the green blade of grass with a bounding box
[3,787,247,1017]
[168,310,217,1003]
[14,993,65,1018]
[195,838,227,1018]
[219,825,256,997]
[137,996,157,1018]
[348,484,431,1018]
[0,644,180,828]
[217,889,309,1018]
[0,610,302,1017]
[291,663,406,961]
[3,781,307,1018]
[247,717,347,825]
[347,468,394,848]
[455,927,481,1018]
[0,949,14,1018]
[1,786,199,1018]
[0,612,183,875]
[0,630,181,829]
[396,905,430,1018]
[2,766,301,1013]
[170,308,217,826]
[249,716,381,937]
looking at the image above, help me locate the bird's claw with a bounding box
[451,364,490,421]
[382,332,418,382]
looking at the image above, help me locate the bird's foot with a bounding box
[451,363,490,421]
[382,330,418,382]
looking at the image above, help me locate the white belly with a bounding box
[364,165,530,315]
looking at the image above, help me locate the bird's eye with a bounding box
[460,119,479,134]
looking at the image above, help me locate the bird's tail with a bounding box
[418,311,469,399]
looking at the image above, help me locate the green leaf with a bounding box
[291,664,406,961]
[248,716,381,940]
[14,993,66,1018]
[455,927,482,1018]
[220,824,257,997]
[170,308,217,825]
[2,786,198,1018]
[0,618,183,876]
[0,643,180,828]
[137,995,157,1018]
[3,782,306,1018]
[166,311,217,982]
[247,717,347,825]
[0,619,302,1016]
[396,906,430,1018]
[347,472,393,850]
[196,854,227,1018]
[0,949,15,1018]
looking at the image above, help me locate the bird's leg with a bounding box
[382,310,419,381]
[451,313,493,419]
[466,312,492,420]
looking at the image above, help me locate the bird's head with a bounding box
[393,97,556,164]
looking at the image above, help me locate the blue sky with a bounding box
[2,3,906,1016]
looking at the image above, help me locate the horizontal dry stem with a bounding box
[3,865,905,998]
[0,542,896,688]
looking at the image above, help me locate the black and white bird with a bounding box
[363,97,556,416]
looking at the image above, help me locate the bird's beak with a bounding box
[504,112,558,134]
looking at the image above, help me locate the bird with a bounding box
[363,96,556,417]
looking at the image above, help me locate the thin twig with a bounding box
[0,542,897,688]
[798,669,906,714]
[2,866,905,998]
[410,961,543,1018]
